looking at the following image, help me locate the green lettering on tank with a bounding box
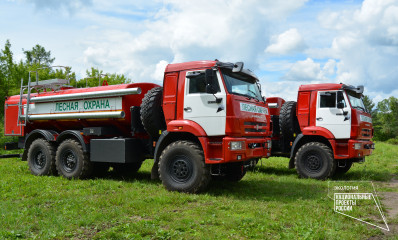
[54,101,79,112]
[54,99,112,112]
[82,99,111,110]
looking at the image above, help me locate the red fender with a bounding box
[301,126,335,139]
[167,120,207,136]
[301,126,336,156]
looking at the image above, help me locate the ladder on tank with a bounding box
[17,66,71,126]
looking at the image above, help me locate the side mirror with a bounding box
[337,102,345,109]
[205,69,217,94]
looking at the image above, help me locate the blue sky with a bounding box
[1,0,397,102]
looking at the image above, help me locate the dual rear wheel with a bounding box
[27,138,143,179]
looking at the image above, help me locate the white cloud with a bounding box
[283,58,320,81]
[77,0,308,83]
[316,0,398,98]
[265,28,306,54]
[26,0,93,15]
[4,0,398,103]
[151,60,169,81]
[262,80,301,101]
[322,59,336,76]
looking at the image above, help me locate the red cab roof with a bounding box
[165,60,217,73]
[299,83,343,92]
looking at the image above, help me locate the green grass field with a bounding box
[0,142,397,239]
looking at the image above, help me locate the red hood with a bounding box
[225,94,271,137]
[351,108,373,140]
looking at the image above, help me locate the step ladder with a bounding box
[17,66,71,126]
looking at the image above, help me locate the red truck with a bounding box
[3,61,272,193]
[267,83,374,179]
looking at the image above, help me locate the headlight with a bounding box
[354,143,362,150]
[230,141,244,150]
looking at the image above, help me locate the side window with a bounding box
[188,71,220,94]
[189,74,206,94]
[320,92,336,108]
[337,91,346,107]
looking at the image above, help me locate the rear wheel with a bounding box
[295,142,336,180]
[56,139,92,179]
[159,141,210,193]
[27,138,56,176]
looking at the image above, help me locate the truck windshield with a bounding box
[221,69,263,101]
[346,91,367,112]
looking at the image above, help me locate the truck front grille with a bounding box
[361,128,371,137]
[244,122,267,133]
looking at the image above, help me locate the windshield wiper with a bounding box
[247,90,259,102]
[353,106,367,112]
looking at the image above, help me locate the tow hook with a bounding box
[244,159,258,169]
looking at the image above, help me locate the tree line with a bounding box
[1,40,397,142]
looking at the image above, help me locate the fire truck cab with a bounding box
[150,61,272,191]
[268,83,374,179]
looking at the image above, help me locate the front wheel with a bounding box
[295,142,336,180]
[158,141,210,193]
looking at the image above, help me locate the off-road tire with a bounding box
[212,163,247,182]
[279,101,300,142]
[334,161,353,175]
[55,139,92,179]
[159,141,210,193]
[140,87,166,140]
[27,138,57,176]
[295,142,336,180]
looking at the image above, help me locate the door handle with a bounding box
[184,107,192,112]
[316,117,323,121]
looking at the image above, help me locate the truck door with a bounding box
[316,90,351,139]
[183,70,227,136]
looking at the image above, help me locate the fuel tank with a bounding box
[4,83,160,137]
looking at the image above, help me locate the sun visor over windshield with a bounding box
[342,84,364,95]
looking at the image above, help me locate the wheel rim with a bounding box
[303,151,323,173]
[33,149,46,169]
[61,149,78,173]
[167,155,193,183]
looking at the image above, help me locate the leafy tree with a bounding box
[362,95,375,114]
[23,44,55,66]
[0,40,20,115]
[72,67,130,88]
[374,96,398,141]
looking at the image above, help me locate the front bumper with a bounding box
[204,137,272,164]
[347,139,374,159]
